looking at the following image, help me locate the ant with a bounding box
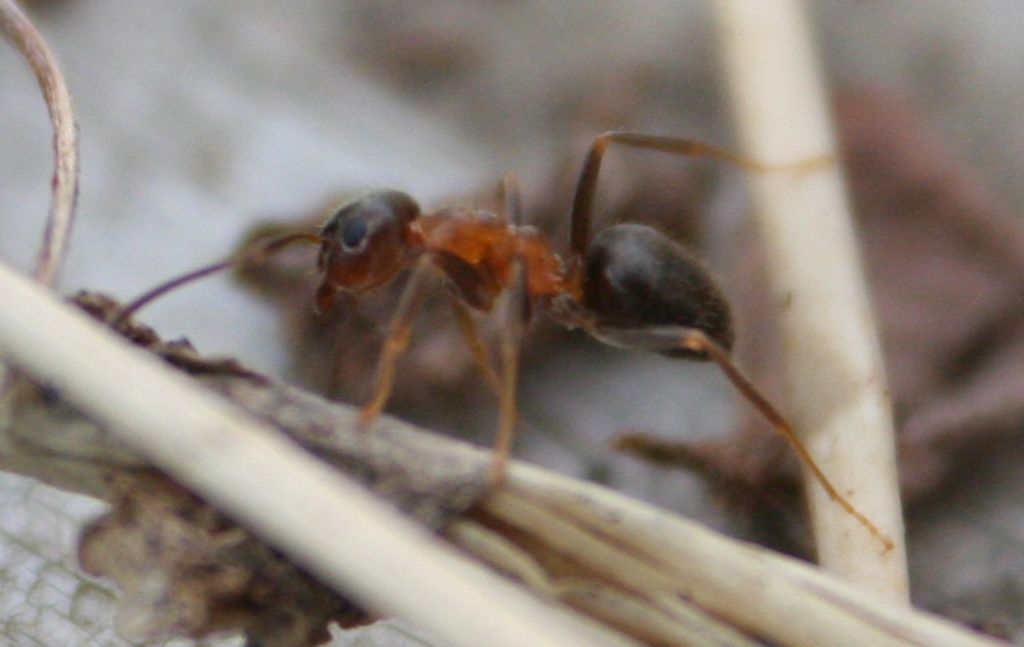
[117,130,893,551]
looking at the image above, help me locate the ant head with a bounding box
[315,190,421,309]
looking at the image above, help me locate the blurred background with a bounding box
[2,1,1023,645]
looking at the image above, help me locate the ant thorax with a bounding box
[414,208,568,307]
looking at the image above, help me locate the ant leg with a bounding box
[114,232,321,326]
[501,172,524,225]
[429,172,526,404]
[489,258,530,485]
[567,131,828,259]
[449,297,502,396]
[324,293,359,399]
[594,324,894,551]
[357,255,434,429]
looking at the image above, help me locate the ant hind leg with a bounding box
[566,131,830,260]
[594,323,894,551]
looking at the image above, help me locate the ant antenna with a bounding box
[113,232,320,327]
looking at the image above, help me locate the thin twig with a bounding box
[714,0,908,599]
[0,0,80,288]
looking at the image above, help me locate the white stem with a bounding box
[714,0,908,599]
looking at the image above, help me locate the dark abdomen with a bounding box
[582,224,734,358]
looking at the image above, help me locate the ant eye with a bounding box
[341,216,369,250]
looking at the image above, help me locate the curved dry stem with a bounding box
[0,0,80,288]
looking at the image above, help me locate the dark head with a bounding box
[581,223,734,359]
[315,190,421,312]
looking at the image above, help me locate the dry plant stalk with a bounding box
[0,272,1004,647]
[0,0,79,287]
[714,0,908,598]
[0,0,80,407]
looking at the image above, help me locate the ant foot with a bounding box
[355,406,380,432]
[487,453,510,487]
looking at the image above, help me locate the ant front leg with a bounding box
[357,254,435,429]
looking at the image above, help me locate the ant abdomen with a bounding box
[581,223,734,359]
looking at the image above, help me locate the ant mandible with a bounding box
[117,131,893,551]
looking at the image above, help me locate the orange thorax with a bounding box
[414,209,567,300]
